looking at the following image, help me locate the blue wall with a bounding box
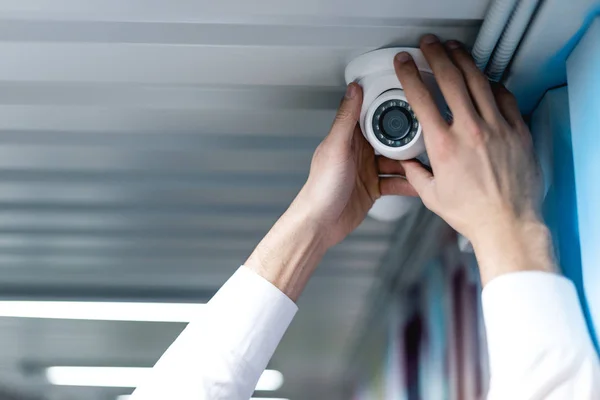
[531,83,599,351]
[565,16,600,347]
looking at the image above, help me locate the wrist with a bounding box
[288,185,338,249]
[245,201,327,301]
[470,217,557,286]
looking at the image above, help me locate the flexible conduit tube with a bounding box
[486,0,540,81]
[472,0,519,71]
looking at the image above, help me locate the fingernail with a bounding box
[345,83,357,99]
[395,52,412,64]
[446,40,461,50]
[421,34,439,44]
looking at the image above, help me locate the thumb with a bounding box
[400,160,435,203]
[328,83,363,147]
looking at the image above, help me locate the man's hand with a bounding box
[393,35,556,284]
[246,83,417,301]
[294,83,417,249]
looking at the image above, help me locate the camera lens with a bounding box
[372,99,419,147]
[381,108,410,139]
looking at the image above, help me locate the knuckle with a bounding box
[311,142,324,161]
[463,120,487,144]
[432,134,455,161]
[440,65,466,88]
[494,83,517,102]
[456,47,474,62]
[453,48,477,69]
[421,194,436,211]
[474,73,492,92]
[501,90,517,105]
[496,82,510,93]
[334,105,353,123]
[453,51,485,79]
[437,131,454,148]
[469,122,486,139]
[452,50,492,91]
[417,185,436,210]
[410,87,434,106]
[311,141,330,168]
[515,119,529,135]
[520,128,534,147]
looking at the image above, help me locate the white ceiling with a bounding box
[0,1,490,399]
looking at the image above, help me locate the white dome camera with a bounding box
[345,47,445,161]
[345,48,446,222]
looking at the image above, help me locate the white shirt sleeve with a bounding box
[129,266,298,400]
[482,271,600,400]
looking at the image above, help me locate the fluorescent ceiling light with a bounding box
[47,367,148,388]
[251,398,290,400]
[47,367,284,391]
[117,397,289,400]
[255,369,284,391]
[0,301,204,322]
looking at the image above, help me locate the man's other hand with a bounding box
[294,83,418,249]
[394,35,555,284]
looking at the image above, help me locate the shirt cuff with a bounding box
[482,271,592,377]
[207,266,298,372]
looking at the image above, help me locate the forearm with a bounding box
[245,194,327,302]
[470,216,557,286]
[482,272,600,399]
[131,266,298,400]
[474,218,600,399]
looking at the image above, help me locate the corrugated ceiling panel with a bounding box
[0,1,489,399]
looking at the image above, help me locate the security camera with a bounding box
[344,48,445,222]
[345,48,445,161]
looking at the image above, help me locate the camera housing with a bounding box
[345,47,445,160]
[344,48,445,221]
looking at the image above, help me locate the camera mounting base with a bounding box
[344,48,442,222]
[345,47,431,84]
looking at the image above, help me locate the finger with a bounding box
[399,160,435,203]
[445,40,502,124]
[328,83,363,148]
[394,52,448,157]
[419,34,480,124]
[379,177,419,197]
[377,156,406,175]
[490,83,526,130]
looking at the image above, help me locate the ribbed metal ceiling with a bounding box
[0,1,488,399]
